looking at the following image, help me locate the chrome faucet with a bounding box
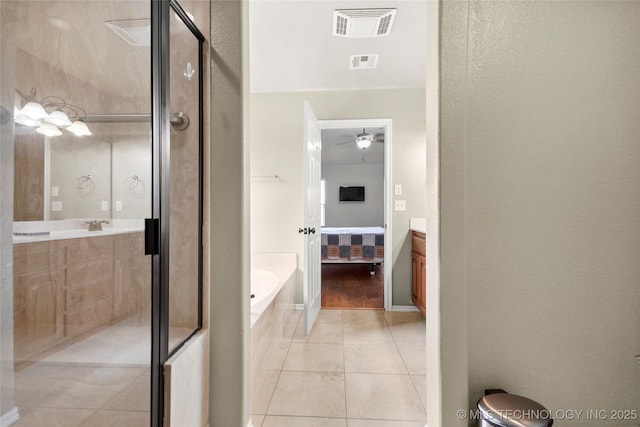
[86,220,109,231]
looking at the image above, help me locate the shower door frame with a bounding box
[150,1,205,426]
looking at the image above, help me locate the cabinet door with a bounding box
[114,233,150,319]
[14,269,65,359]
[412,252,419,307]
[418,254,427,317]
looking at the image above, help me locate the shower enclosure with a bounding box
[0,1,205,426]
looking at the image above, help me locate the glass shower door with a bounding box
[2,1,154,426]
[167,2,204,355]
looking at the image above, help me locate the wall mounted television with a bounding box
[339,186,365,202]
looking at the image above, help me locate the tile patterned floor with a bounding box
[12,309,426,427]
[252,309,427,427]
[13,365,149,427]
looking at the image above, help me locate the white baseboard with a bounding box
[295,304,304,310]
[1,407,19,427]
[391,305,419,312]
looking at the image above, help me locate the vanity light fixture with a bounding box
[14,88,92,137]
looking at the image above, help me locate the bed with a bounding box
[321,226,384,273]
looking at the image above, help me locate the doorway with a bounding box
[302,114,393,332]
[320,124,387,310]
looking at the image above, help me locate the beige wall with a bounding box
[250,88,426,306]
[440,1,640,424]
[209,0,251,426]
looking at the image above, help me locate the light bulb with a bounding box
[20,101,49,120]
[36,123,63,137]
[66,120,92,136]
[356,138,372,149]
[45,110,72,127]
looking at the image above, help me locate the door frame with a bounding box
[317,118,393,311]
[150,1,205,426]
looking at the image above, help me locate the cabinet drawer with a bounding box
[14,241,66,273]
[411,231,426,257]
[66,236,113,266]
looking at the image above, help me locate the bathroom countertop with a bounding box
[409,218,426,234]
[13,227,144,244]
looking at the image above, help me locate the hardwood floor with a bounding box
[321,263,384,309]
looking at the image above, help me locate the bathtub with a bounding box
[250,253,298,426]
[250,253,297,328]
[250,269,281,323]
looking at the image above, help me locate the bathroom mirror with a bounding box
[13,123,151,221]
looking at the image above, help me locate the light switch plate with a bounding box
[395,184,402,196]
[101,200,109,211]
[115,201,123,211]
[51,186,59,197]
[394,200,406,211]
[51,201,62,211]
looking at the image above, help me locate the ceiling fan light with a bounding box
[356,138,372,149]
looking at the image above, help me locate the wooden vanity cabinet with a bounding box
[411,231,426,317]
[13,241,66,359]
[13,232,146,361]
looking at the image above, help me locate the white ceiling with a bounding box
[322,127,384,165]
[249,0,427,93]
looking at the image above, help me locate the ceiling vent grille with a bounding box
[350,54,380,70]
[333,8,397,38]
[105,19,151,47]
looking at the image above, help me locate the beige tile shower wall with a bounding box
[167,9,201,330]
[250,88,427,306]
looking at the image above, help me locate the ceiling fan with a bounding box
[336,128,384,150]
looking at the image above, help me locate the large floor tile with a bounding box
[397,344,426,375]
[383,311,424,325]
[262,415,347,427]
[412,375,427,409]
[268,371,346,418]
[342,310,385,325]
[345,373,426,421]
[388,320,426,344]
[343,322,393,344]
[293,320,343,344]
[13,407,94,427]
[102,374,150,411]
[79,409,149,427]
[252,370,281,415]
[251,414,264,427]
[344,343,407,374]
[348,420,426,427]
[316,309,344,324]
[283,343,344,372]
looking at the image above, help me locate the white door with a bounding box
[302,101,322,335]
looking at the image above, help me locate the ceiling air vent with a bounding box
[350,54,379,70]
[333,8,397,38]
[105,19,151,47]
